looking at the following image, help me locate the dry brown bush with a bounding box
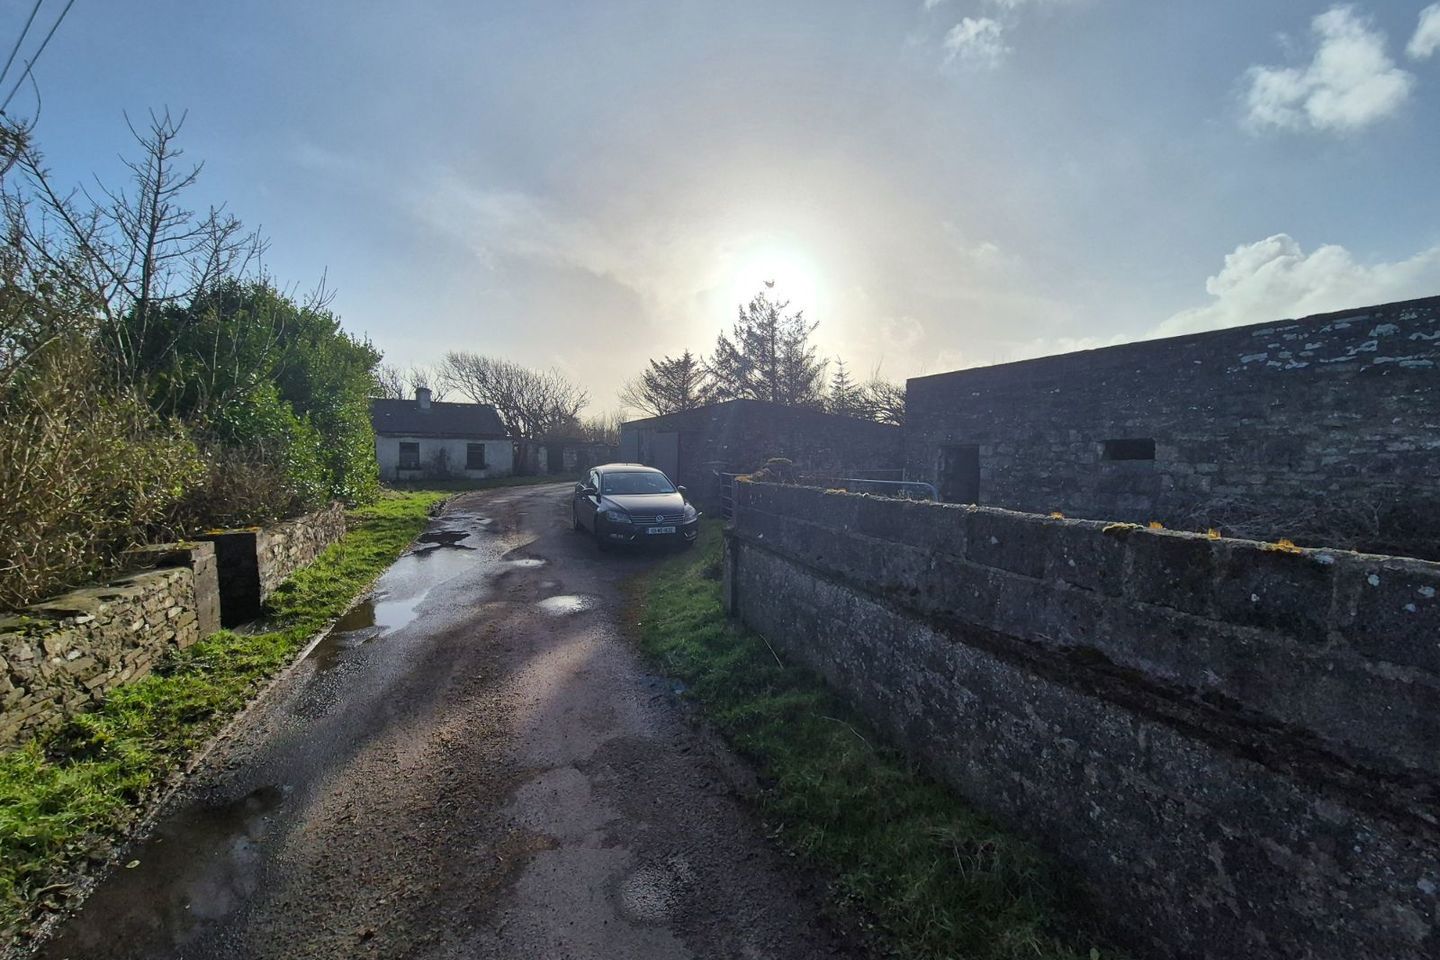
[0,338,203,609]
[166,442,311,533]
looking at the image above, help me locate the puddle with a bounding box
[536,594,598,616]
[39,786,288,958]
[416,529,475,550]
[501,557,547,570]
[307,524,482,672]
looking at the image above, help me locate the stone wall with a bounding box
[725,482,1440,960]
[0,547,213,746]
[202,502,347,626]
[904,296,1440,550]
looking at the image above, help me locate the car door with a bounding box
[577,470,601,530]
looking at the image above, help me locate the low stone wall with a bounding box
[724,482,1440,960]
[202,502,347,626]
[0,545,214,746]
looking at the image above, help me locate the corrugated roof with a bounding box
[369,398,509,438]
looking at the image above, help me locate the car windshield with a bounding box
[601,471,676,495]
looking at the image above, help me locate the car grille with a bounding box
[633,512,686,525]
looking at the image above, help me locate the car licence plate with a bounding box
[645,525,676,535]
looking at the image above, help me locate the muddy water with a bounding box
[308,519,484,672]
[39,787,288,958]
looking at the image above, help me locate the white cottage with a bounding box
[369,388,514,481]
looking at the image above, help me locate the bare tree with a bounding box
[12,109,265,384]
[372,362,407,399]
[372,362,450,401]
[407,363,448,400]
[863,377,906,426]
[440,352,588,438]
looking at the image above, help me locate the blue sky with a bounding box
[7,0,1439,410]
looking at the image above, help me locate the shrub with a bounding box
[0,339,204,608]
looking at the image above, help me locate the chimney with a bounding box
[415,386,432,409]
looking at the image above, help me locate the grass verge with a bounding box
[0,489,448,945]
[631,519,1112,960]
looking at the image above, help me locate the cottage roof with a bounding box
[369,398,508,438]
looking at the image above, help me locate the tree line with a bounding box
[376,288,907,452]
[620,289,906,424]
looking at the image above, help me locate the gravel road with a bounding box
[36,483,863,960]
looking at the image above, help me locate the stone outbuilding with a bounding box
[370,388,514,482]
[903,295,1440,553]
[619,399,903,506]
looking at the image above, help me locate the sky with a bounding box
[5,0,1439,414]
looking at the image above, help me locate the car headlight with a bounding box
[600,508,631,524]
[682,503,698,521]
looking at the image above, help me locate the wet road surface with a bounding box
[36,483,861,960]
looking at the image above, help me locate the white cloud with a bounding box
[1243,6,1414,133]
[943,17,1009,67]
[1409,3,1440,59]
[921,0,949,10]
[1158,234,1440,336]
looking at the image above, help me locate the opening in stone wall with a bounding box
[1102,438,1155,461]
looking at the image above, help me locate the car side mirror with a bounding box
[676,485,688,499]
[582,485,598,497]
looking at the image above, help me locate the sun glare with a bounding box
[728,244,821,320]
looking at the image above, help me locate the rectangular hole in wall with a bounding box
[938,444,980,503]
[1102,438,1156,461]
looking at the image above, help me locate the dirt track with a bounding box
[36,483,863,960]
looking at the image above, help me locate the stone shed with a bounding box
[619,399,903,507]
[904,295,1440,553]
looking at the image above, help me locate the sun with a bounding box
[728,244,821,320]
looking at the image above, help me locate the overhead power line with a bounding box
[1,0,77,116]
[0,0,44,92]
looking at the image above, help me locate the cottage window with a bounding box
[399,441,421,469]
[1103,438,1156,461]
[466,443,487,469]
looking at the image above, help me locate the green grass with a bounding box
[631,520,1113,960]
[0,489,448,943]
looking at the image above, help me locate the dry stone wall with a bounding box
[725,482,1440,960]
[1,503,345,747]
[202,502,347,626]
[0,560,207,746]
